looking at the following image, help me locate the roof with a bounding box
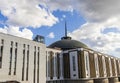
[48,36,88,50]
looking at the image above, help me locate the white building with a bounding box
[0,32,61,83]
[0,32,120,83]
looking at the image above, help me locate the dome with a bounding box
[48,22,88,50]
[48,36,88,50]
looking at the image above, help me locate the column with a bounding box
[94,54,99,78]
[102,56,107,77]
[84,51,90,78]
[109,57,112,77]
[46,51,50,80]
[60,53,63,79]
[53,53,57,80]
[114,59,117,76]
[69,51,79,79]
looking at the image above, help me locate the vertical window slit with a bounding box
[33,46,36,83]
[26,45,29,81]
[14,48,17,75]
[22,49,25,81]
[0,46,3,68]
[9,47,13,75]
[37,47,40,83]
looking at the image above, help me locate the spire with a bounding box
[61,21,72,40]
[65,21,67,37]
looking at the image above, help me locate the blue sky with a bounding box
[0,0,120,57]
[31,10,86,45]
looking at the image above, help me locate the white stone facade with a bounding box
[0,33,46,83]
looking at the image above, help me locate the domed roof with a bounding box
[48,22,88,50]
[48,36,88,50]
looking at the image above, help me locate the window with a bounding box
[22,44,26,81]
[14,42,18,75]
[72,56,76,71]
[85,54,89,71]
[26,45,29,81]
[37,47,40,83]
[1,39,4,44]
[0,46,3,68]
[22,49,25,81]
[33,46,36,83]
[0,39,4,68]
[14,48,17,75]
[9,47,13,75]
[57,53,60,79]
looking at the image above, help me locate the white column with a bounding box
[46,52,50,80]
[0,44,1,68]
[109,57,112,77]
[84,51,90,78]
[94,54,99,78]
[102,56,107,77]
[114,59,117,76]
[53,53,57,80]
[69,51,78,79]
[119,60,120,76]
[60,53,63,79]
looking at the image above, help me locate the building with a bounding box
[47,34,120,83]
[0,30,120,83]
[0,32,47,83]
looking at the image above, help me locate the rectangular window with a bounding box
[14,48,17,75]
[72,56,76,71]
[85,54,89,71]
[26,45,29,81]
[48,55,50,77]
[0,46,3,68]
[22,49,25,81]
[9,47,13,75]
[0,39,4,68]
[57,53,60,79]
[37,47,40,83]
[33,46,36,83]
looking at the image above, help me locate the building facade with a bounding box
[0,32,120,83]
[0,33,47,83]
[46,48,120,83]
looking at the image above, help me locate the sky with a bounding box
[0,0,120,57]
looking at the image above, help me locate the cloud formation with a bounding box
[43,0,120,57]
[69,22,120,57]
[0,26,33,39]
[0,0,58,28]
[47,32,55,39]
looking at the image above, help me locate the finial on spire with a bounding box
[65,21,67,37]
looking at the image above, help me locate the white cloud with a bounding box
[43,0,120,57]
[0,26,33,40]
[0,0,58,28]
[69,22,120,57]
[47,32,55,39]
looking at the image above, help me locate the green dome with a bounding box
[48,36,88,50]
